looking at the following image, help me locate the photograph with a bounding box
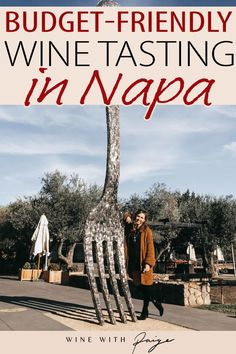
[0,1,236,353]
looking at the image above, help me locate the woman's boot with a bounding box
[138,285,151,320]
[152,300,164,317]
[139,300,149,320]
[151,284,164,316]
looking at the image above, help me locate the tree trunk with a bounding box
[207,250,218,278]
[201,245,218,277]
[57,240,76,269]
[155,241,171,260]
[200,245,209,272]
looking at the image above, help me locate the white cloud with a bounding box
[121,105,229,138]
[0,105,106,128]
[46,160,105,185]
[121,151,177,182]
[223,141,236,155]
[0,135,104,156]
[119,105,234,183]
[1,104,236,205]
[210,106,236,119]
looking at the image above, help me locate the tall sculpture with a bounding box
[84,108,137,326]
[83,0,136,327]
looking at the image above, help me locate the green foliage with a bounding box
[144,183,180,223]
[0,171,102,267]
[22,262,31,269]
[178,192,236,263]
[10,171,102,242]
[36,171,102,241]
[121,184,236,272]
[121,183,182,259]
[122,193,144,217]
[69,263,81,272]
[198,304,236,314]
[122,183,180,222]
[48,263,60,271]
[1,170,236,276]
[0,207,15,249]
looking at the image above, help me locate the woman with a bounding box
[124,209,164,320]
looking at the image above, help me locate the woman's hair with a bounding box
[134,209,148,222]
[123,211,132,222]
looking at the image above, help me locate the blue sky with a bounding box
[0,0,236,205]
[1,105,236,205]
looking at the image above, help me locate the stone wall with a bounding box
[185,281,211,306]
[68,272,211,307]
[154,280,211,306]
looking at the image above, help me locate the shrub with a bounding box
[69,264,81,272]
[22,262,31,269]
[48,263,60,271]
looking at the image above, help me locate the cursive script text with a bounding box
[132,332,175,354]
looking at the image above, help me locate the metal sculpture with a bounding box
[83,0,136,327]
[83,105,137,325]
[97,0,119,5]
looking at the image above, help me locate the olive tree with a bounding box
[7,171,102,268]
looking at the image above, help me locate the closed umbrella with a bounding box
[187,243,197,261]
[31,214,50,271]
[214,246,224,262]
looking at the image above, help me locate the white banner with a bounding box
[0,7,236,119]
[1,331,236,354]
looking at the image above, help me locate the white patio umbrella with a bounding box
[214,246,224,262]
[31,214,50,271]
[187,243,197,261]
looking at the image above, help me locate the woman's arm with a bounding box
[144,228,156,268]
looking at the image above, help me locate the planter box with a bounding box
[43,270,69,285]
[19,269,42,281]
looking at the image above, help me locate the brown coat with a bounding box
[125,224,156,286]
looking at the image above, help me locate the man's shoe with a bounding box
[153,300,164,317]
